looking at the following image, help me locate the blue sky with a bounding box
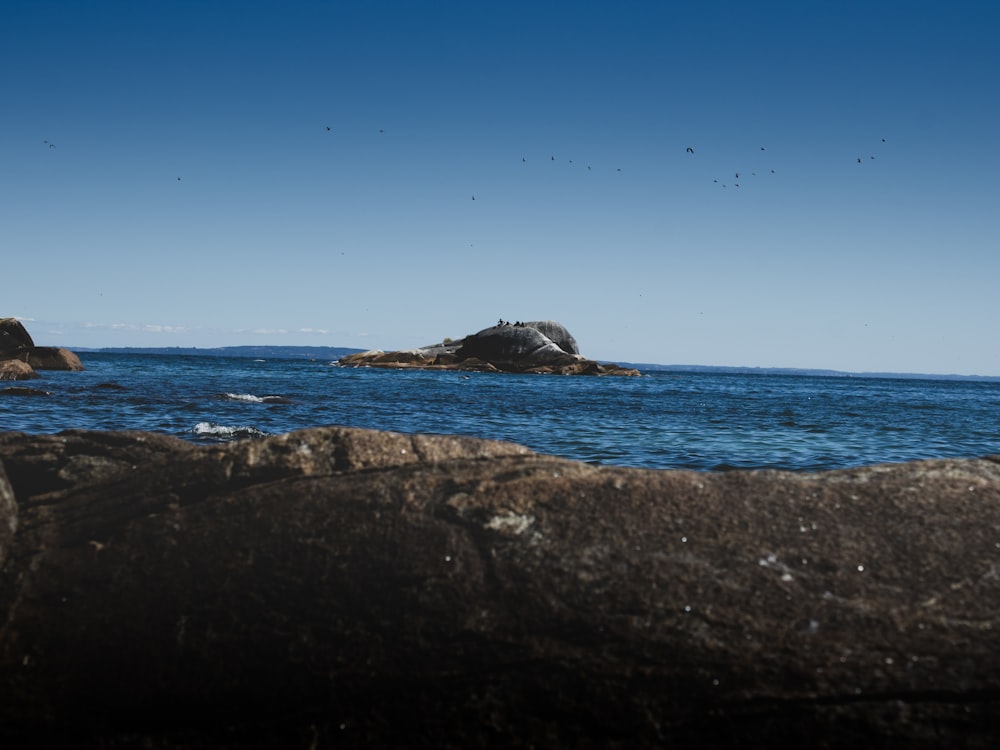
[4,1,999,375]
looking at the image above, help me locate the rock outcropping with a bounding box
[338,320,639,376]
[1,426,999,748]
[0,318,83,381]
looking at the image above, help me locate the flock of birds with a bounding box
[505,136,888,195]
[41,127,888,197]
[505,136,888,197]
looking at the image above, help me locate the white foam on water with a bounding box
[222,393,291,404]
[224,392,267,403]
[192,421,269,440]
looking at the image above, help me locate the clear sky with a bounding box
[4,1,999,375]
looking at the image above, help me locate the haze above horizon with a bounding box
[4,1,998,376]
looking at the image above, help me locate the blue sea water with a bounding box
[2,352,1000,471]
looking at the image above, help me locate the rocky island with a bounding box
[1,426,999,748]
[338,320,640,376]
[0,317,83,386]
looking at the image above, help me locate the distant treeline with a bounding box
[618,363,1000,383]
[77,346,366,360]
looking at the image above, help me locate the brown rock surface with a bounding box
[1,318,84,376]
[1,427,999,748]
[0,359,38,381]
[15,346,85,371]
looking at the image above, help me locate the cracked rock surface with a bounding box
[1,427,999,748]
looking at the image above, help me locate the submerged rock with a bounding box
[0,386,50,396]
[1,426,999,748]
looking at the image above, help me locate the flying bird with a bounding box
[326,126,331,131]
[686,147,694,154]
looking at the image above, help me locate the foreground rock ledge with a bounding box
[1,428,999,749]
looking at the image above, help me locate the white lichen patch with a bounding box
[485,511,535,536]
[758,553,796,581]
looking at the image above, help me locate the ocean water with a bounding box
[2,352,1000,472]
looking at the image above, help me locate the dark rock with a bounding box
[457,323,580,366]
[0,318,34,356]
[339,320,638,376]
[523,319,579,355]
[94,382,128,391]
[0,386,51,397]
[1,427,999,748]
[0,460,14,569]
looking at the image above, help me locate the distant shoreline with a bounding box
[73,345,367,361]
[70,346,1000,383]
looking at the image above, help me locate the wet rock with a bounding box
[1,427,998,748]
[0,386,51,397]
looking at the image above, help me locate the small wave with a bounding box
[220,392,293,404]
[192,421,269,441]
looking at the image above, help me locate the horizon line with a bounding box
[66,344,1000,382]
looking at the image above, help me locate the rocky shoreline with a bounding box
[2,426,999,748]
[337,320,641,376]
